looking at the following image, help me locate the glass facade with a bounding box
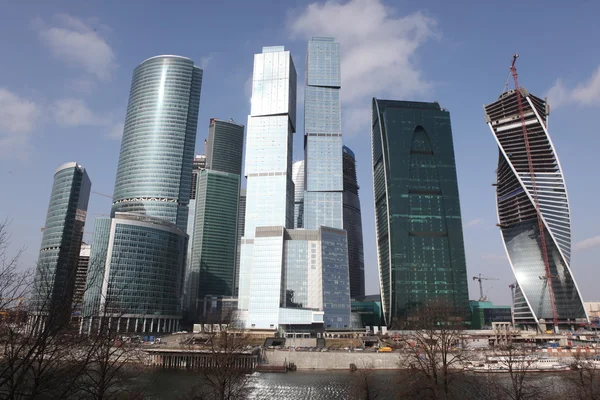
[82,213,187,333]
[111,56,203,231]
[321,228,351,329]
[371,99,469,327]
[187,170,240,322]
[304,37,343,230]
[206,119,244,175]
[234,189,246,297]
[292,160,305,228]
[343,146,365,299]
[484,89,588,330]
[34,162,91,320]
[238,46,297,316]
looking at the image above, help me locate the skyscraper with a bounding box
[33,162,91,325]
[371,99,469,328]
[111,55,202,231]
[235,188,246,296]
[83,55,202,333]
[72,242,91,322]
[484,88,588,331]
[187,119,244,322]
[238,46,297,317]
[303,37,343,231]
[292,160,304,228]
[342,146,365,299]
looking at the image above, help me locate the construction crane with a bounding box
[509,283,516,305]
[472,273,499,302]
[92,191,113,199]
[509,54,559,328]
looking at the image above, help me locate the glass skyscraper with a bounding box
[238,46,297,319]
[111,55,203,232]
[342,146,365,299]
[292,160,305,228]
[371,99,469,327]
[303,37,343,231]
[187,119,244,322]
[33,162,90,324]
[83,55,202,334]
[484,88,588,331]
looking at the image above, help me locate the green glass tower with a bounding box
[187,119,244,322]
[371,98,469,327]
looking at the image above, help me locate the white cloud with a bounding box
[0,88,41,158]
[52,98,109,126]
[289,0,437,135]
[35,13,116,80]
[575,235,600,251]
[466,218,483,228]
[108,122,124,140]
[547,66,600,108]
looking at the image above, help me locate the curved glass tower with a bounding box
[112,55,203,231]
[371,99,469,328]
[484,88,588,330]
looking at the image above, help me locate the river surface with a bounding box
[128,369,568,399]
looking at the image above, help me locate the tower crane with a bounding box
[509,54,559,328]
[473,273,499,302]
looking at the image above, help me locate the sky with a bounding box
[2,0,600,306]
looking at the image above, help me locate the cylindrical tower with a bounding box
[111,55,203,231]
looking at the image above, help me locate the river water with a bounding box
[128,369,569,399]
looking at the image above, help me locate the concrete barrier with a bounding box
[263,350,409,370]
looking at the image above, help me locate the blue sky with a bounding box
[2,0,600,305]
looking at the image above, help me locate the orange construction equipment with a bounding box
[509,54,559,328]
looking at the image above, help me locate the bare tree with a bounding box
[565,350,600,400]
[397,299,467,400]
[352,362,380,400]
[180,317,256,400]
[486,344,545,400]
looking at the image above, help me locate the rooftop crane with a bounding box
[473,273,499,302]
[509,54,559,328]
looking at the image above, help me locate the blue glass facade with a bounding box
[34,162,91,320]
[321,228,351,329]
[292,160,304,228]
[111,56,203,231]
[304,37,343,231]
[484,89,588,330]
[371,99,470,327]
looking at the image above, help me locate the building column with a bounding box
[150,318,154,333]
[134,318,139,333]
[143,318,147,333]
[126,318,130,333]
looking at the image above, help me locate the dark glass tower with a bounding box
[484,88,588,331]
[343,146,365,299]
[34,162,91,323]
[187,119,244,322]
[371,99,469,327]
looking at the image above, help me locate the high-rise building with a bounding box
[206,119,244,175]
[82,55,202,333]
[292,160,304,228]
[187,119,244,322]
[484,88,588,331]
[235,189,246,296]
[371,99,469,328]
[342,146,365,299]
[303,37,343,231]
[72,242,91,322]
[33,162,91,325]
[111,55,202,232]
[185,153,207,308]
